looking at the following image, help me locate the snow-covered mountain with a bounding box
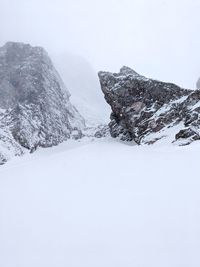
[99,66,200,145]
[1,42,200,165]
[52,53,110,125]
[1,44,200,267]
[0,42,85,164]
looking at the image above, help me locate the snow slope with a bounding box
[52,53,110,125]
[0,139,200,267]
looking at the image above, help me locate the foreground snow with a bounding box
[0,138,200,267]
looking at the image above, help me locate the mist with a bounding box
[1,0,200,89]
[1,2,200,266]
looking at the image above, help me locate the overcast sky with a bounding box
[1,0,200,88]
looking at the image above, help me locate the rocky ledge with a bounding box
[99,66,200,145]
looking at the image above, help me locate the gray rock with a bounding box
[94,125,110,138]
[99,66,200,145]
[0,42,85,163]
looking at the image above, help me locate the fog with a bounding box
[1,0,200,88]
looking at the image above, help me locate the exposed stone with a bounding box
[175,128,200,142]
[0,42,85,164]
[94,125,110,138]
[99,66,200,145]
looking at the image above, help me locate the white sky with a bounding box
[0,0,200,88]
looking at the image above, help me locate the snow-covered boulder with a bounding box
[99,66,200,145]
[0,42,85,163]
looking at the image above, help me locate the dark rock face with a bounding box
[0,42,85,163]
[99,66,200,145]
[94,125,110,138]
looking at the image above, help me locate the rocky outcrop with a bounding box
[99,66,200,145]
[0,42,85,164]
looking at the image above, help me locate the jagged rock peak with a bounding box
[0,41,85,163]
[3,41,42,50]
[2,41,46,54]
[119,66,139,76]
[0,41,50,66]
[99,66,200,145]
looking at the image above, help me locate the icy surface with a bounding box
[0,138,200,267]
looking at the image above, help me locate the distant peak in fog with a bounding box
[52,52,110,124]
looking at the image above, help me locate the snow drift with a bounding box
[0,138,200,267]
